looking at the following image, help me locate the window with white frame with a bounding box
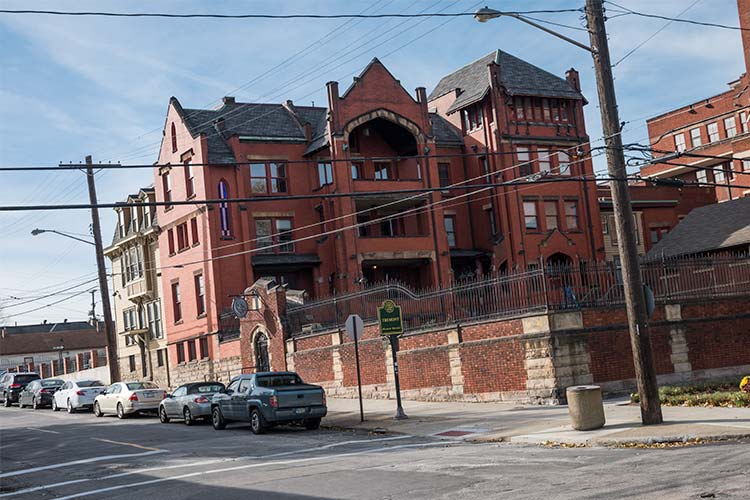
[707,123,719,142]
[537,149,551,175]
[724,117,737,138]
[123,307,138,331]
[690,128,702,147]
[715,167,725,183]
[557,150,571,175]
[741,112,749,134]
[146,301,162,339]
[743,160,750,173]
[674,133,686,152]
[696,169,708,184]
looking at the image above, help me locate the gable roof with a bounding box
[2,321,96,335]
[0,327,106,356]
[428,50,583,114]
[171,97,328,164]
[645,197,750,259]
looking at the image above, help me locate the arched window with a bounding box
[170,123,177,153]
[218,180,231,237]
[255,333,269,372]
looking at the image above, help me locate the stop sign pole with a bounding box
[345,314,365,423]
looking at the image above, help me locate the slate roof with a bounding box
[2,321,96,335]
[1,327,106,356]
[645,197,750,260]
[428,50,583,114]
[173,97,328,164]
[429,113,463,146]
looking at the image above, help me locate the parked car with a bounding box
[159,381,225,425]
[211,372,327,434]
[93,381,165,419]
[52,379,107,413]
[18,378,64,409]
[0,372,40,407]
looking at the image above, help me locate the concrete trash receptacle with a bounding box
[566,385,605,431]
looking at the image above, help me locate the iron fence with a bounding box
[285,254,750,337]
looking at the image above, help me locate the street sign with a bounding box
[377,299,403,336]
[232,297,249,318]
[345,314,364,341]
[345,314,365,423]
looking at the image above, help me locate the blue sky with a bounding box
[0,0,746,325]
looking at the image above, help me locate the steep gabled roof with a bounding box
[645,197,750,259]
[170,97,328,164]
[428,50,583,114]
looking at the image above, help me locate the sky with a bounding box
[0,0,746,325]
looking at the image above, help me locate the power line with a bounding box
[0,8,581,20]
[605,1,750,32]
[611,0,701,67]
[0,288,96,321]
[1,278,100,309]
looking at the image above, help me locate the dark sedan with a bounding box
[18,379,65,409]
[0,372,40,407]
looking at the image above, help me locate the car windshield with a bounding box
[126,382,158,390]
[256,375,303,387]
[15,375,39,384]
[41,380,63,387]
[192,384,224,394]
[77,380,105,387]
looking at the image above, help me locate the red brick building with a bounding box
[153,51,605,381]
[643,0,750,201]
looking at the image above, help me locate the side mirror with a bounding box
[165,393,172,399]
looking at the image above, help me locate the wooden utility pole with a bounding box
[585,0,662,424]
[86,155,120,384]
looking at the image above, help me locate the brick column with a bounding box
[285,339,296,372]
[446,329,464,396]
[76,353,85,372]
[64,358,73,374]
[26,362,35,373]
[330,331,344,394]
[90,350,99,368]
[665,304,692,378]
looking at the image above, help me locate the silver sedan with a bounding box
[159,382,225,425]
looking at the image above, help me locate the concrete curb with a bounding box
[594,432,750,447]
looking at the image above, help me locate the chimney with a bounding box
[222,96,236,106]
[1,327,6,339]
[213,118,227,139]
[565,68,581,92]
[326,81,340,132]
[43,319,48,324]
[415,87,431,135]
[63,318,68,323]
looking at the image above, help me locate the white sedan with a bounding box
[94,381,166,419]
[52,379,107,413]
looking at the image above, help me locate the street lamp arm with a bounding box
[31,228,96,246]
[474,7,592,52]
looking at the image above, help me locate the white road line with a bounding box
[0,450,167,479]
[53,442,451,500]
[106,435,409,479]
[0,479,91,498]
[25,427,61,435]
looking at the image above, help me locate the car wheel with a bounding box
[183,407,194,426]
[116,403,127,419]
[18,398,26,409]
[93,402,103,417]
[211,407,226,430]
[32,397,39,410]
[159,406,170,423]
[67,399,75,414]
[304,418,321,431]
[52,398,59,412]
[250,408,266,435]
[3,394,11,407]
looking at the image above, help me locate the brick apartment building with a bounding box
[153,51,604,382]
[597,184,717,261]
[643,0,750,201]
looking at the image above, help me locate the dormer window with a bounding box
[462,103,484,133]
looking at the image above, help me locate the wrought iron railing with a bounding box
[217,308,240,342]
[285,254,750,336]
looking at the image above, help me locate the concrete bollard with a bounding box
[566,385,606,431]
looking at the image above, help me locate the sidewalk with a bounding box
[324,397,750,446]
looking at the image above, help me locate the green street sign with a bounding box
[378,299,403,336]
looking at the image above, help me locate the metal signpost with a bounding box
[345,314,365,423]
[378,300,407,420]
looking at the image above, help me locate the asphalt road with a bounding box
[1,405,749,499]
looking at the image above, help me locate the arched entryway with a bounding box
[254,332,270,373]
[546,253,578,309]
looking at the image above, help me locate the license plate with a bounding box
[143,391,154,398]
[295,408,306,415]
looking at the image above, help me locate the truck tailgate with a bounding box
[274,385,324,408]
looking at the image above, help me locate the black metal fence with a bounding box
[285,254,750,336]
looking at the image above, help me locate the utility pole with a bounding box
[585,0,662,424]
[86,155,120,384]
[90,289,96,321]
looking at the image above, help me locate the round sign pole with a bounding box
[390,335,408,420]
[353,321,364,423]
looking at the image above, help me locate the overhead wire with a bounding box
[604,1,749,32]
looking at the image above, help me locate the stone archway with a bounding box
[253,330,270,373]
[342,108,426,145]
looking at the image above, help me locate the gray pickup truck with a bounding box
[211,372,327,434]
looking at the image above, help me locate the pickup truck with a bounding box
[210,372,327,434]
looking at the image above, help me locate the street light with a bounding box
[31,228,95,246]
[475,1,663,425]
